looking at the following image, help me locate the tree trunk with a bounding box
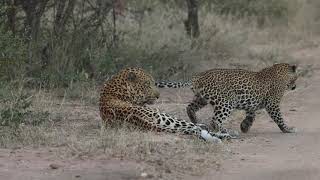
[19,0,48,41]
[5,0,18,35]
[53,0,76,37]
[112,0,118,47]
[184,0,199,38]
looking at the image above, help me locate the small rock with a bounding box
[155,159,163,166]
[49,163,61,169]
[165,168,172,174]
[141,172,148,178]
[75,175,81,178]
[147,174,154,178]
[289,109,297,112]
[140,172,154,178]
[195,158,205,163]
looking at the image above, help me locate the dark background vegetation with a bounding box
[0,0,308,86]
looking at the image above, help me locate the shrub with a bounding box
[0,25,28,81]
[0,81,49,128]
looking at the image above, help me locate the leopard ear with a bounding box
[290,64,297,72]
[127,72,137,82]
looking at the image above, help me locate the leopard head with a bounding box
[110,67,160,105]
[273,63,298,91]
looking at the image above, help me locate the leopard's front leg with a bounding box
[265,102,297,133]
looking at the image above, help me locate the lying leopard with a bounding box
[156,63,298,135]
[99,67,232,143]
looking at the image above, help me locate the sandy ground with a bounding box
[1,47,320,180]
[0,148,145,180]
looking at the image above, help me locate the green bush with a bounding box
[0,81,49,128]
[0,0,303,88]
[0,25,28,81]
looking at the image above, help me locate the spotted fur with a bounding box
[155,81,192,88]
[99,67,231,143]
[156,63,298,135]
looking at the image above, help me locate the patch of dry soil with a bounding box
[0,149,148,180]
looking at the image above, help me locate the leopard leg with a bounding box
[240,110,256,133]
[103,105,222,143]
[209,99,233,133]
[151,110,222,143]
[99,104,120,128]
[186,93,208,124]
[265,102,297,133]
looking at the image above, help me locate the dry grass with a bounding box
[0,89,225,177]
[113,1,318,81]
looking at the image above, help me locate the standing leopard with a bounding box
[156,63,298,135]
[99,67,231,143]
